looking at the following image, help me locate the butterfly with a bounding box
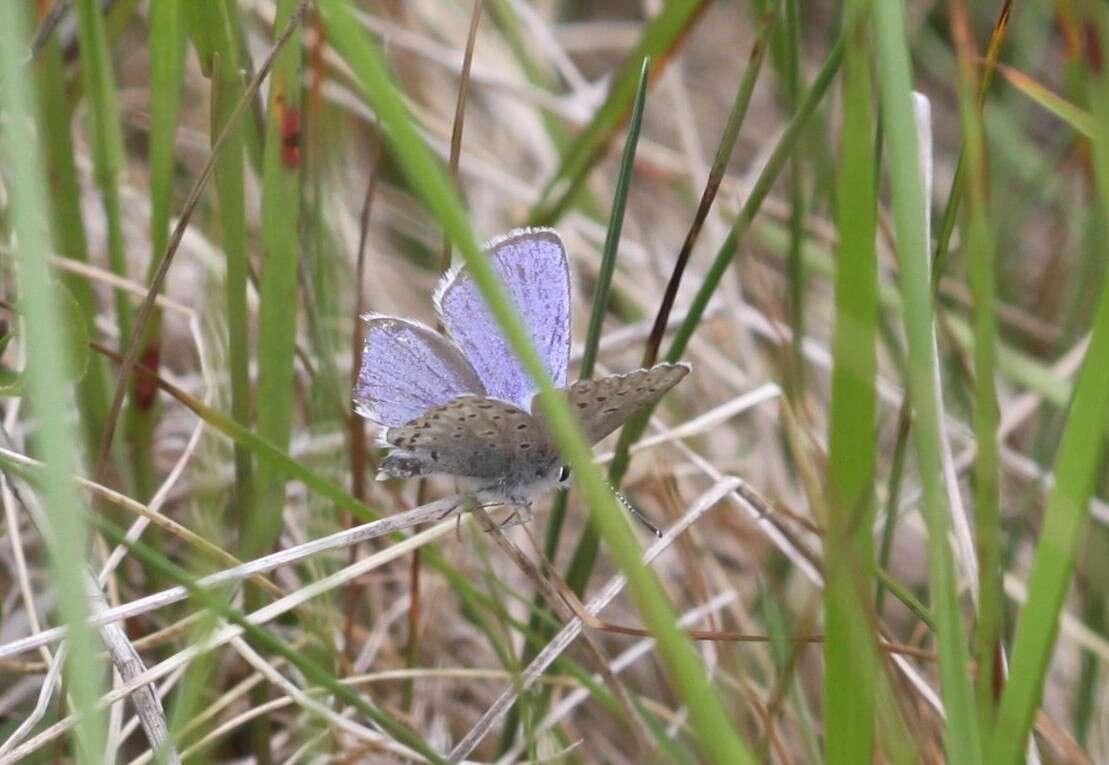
[353,228,690,512]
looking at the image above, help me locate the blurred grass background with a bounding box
[0,0,1107,763]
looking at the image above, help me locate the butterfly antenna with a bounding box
[611,485,662,538]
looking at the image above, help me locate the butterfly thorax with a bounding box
[461,460,566,506]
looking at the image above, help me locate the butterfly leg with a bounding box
[500,503,535,529]
[475,501,534,531]
[436,495,473,520]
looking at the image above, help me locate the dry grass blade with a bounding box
[86,580,181,764]
[0,444,281,596]
[0,443,177,760]
[0,496,466,662]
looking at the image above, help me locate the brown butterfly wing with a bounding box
[561,363,690,444]
[380,395,555,480]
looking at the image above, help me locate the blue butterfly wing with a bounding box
[434,228,570,412]
[353,315,485,427]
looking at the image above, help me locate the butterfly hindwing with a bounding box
[353,315,486,427]
[379,395,557,482]
[562,363,691,444]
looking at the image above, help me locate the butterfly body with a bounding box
[354,228,690,509]
[378,394,564,505]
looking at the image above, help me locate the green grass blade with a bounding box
[317,3,756,760]
[874,8,1011,634]
[75,0,132,347]
[32,25,112,459]
[988,10,1109,763]
[875,413,910,615]
[782,0,807,395]
[505,56,652,756]
[560,58,651,598]
[199,0,256,548]
[931,2,1012,294]
[248,0,305,558]
[995,63,1095,138]
[580,58,649,381]
[145,0,186,328]
[872,2,981,762]
[0,4,107,757]
[167,2,258,742]
[123,0,186,501]
[244,2,306,760]
[824,1,880,761]
[526,0,709,226]
[949,6,1004,741]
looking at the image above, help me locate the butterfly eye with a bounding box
[558,465,572,482]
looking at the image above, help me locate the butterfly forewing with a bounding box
[434,228,571,411]
[562,363,690,444]
[381,395,557,481]
[354,316,485,427]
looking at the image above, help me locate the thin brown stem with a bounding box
[530,531,936,661]
[441,0,483,271]
[344,133,383,660]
